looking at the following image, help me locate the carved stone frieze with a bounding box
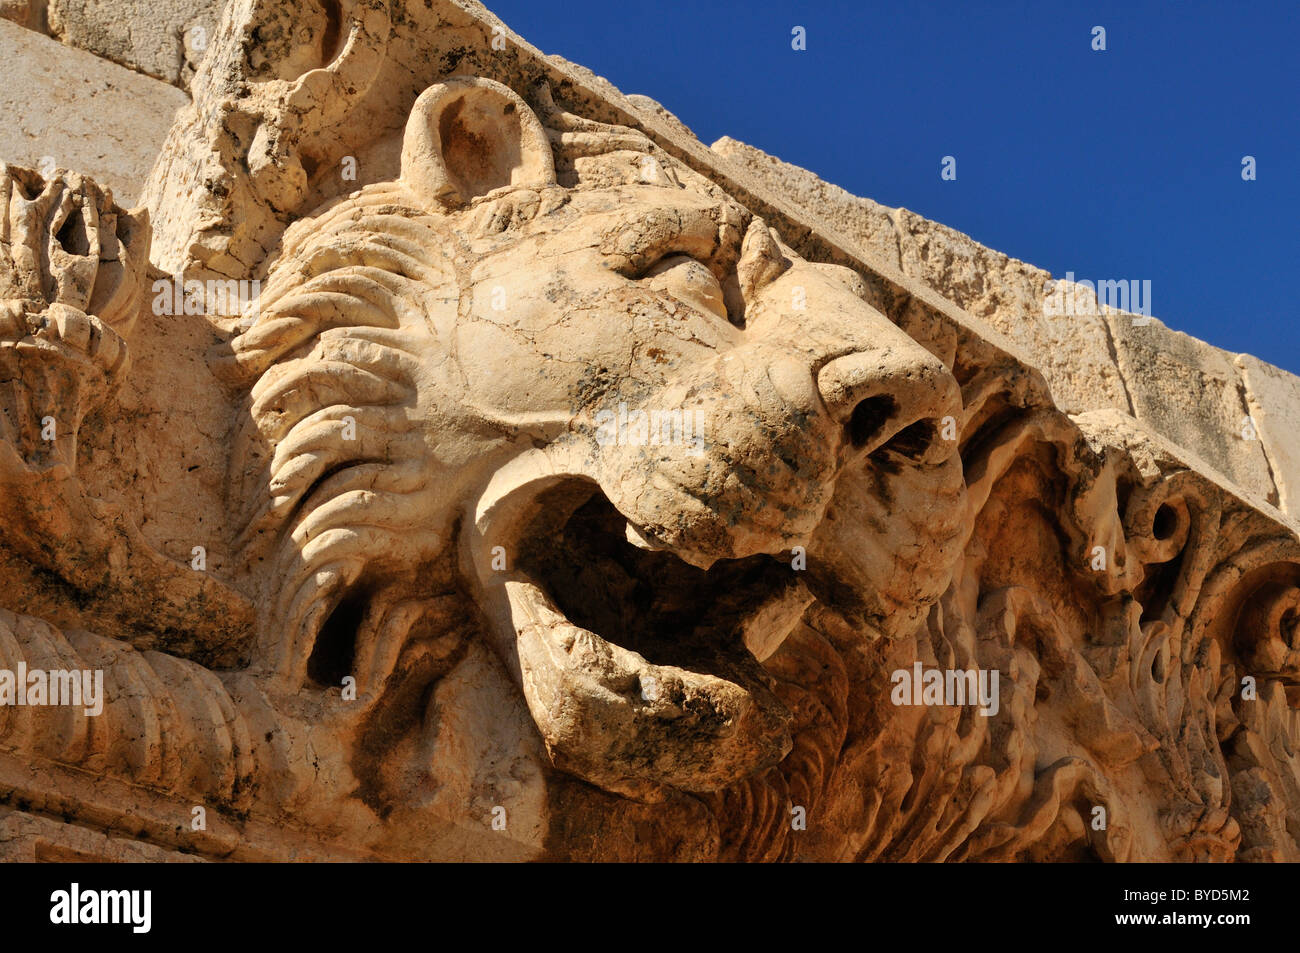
[0,0,1296,862]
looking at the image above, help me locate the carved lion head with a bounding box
[218,76,968,813]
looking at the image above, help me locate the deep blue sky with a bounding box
[489,0,1299,373]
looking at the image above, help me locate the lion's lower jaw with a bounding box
[459,444,813,797]
[500,574,794,797]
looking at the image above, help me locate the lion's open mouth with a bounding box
[517,484,811,672]
[461,454,809,796]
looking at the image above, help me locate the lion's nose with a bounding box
[815,348,958,464]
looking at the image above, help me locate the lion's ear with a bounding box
[400,76,556,210]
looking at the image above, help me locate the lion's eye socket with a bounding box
[642,254,733,325]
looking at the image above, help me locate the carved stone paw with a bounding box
[0,301,129,473]
[0,163,149,323]
[0,164,149,474]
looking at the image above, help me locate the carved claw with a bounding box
[0,164,149,469]
[0,163,149,331]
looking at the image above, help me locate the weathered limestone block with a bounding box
[47,0,222,87]
[1105,311,1278,507]
[1236,353,1300,514]
[0,0,1298,864]
[0,18,187,206]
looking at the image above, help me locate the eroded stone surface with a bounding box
[1237,353,1300,514]
[1105,310,1278,507]
[48,0,221,87]
[0,0,1298,863]
[0,18,186,206]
